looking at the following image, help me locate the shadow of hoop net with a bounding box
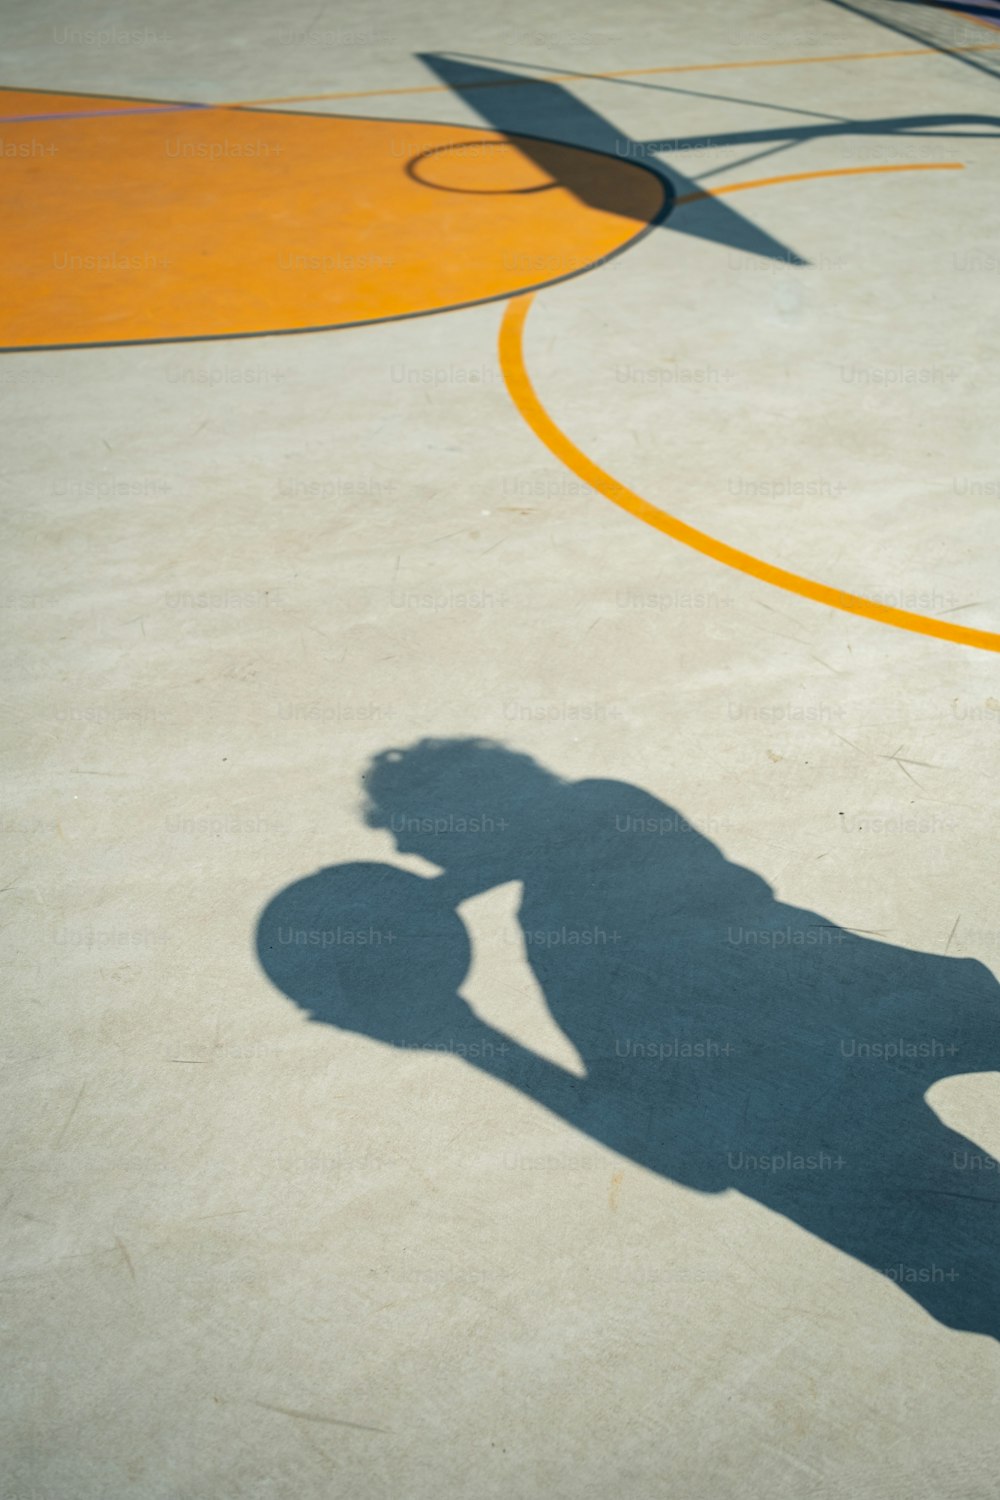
[827,0,1000,80]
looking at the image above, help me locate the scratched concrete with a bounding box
[2,1,1000,1497]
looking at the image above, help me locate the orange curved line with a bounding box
[498,165,1000,654]
[675,161,965,204]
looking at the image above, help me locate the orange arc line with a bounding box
[676,161,965,203]
[221,42,1000,107]
[497,167,1000,655]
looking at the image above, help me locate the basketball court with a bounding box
[3,1,1000,1495]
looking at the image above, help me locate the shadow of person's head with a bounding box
[361,737,565,894]
[256,861,473,1048]
[360,735,773,916]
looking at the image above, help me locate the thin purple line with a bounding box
[0,102,208,124]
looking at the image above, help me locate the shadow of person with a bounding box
[256,738,1000,1341]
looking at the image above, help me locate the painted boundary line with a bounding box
[220,43,1000,107]
[498,164,1000,655]
[3,41,999,121]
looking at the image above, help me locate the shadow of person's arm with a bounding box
[255,861,735,1179]
[416,998,590,1115]
[255,860,589,1124]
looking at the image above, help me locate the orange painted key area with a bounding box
[0,91,666,349]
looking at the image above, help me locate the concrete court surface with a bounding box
[3,0,1000,1495]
